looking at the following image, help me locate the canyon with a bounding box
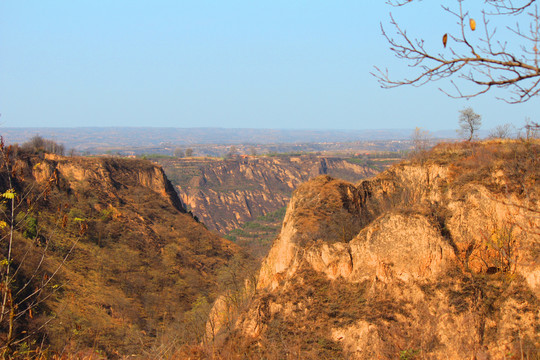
[1,140,538,359]
[159,155,381,234]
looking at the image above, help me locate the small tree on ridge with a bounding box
[458,107,482,141]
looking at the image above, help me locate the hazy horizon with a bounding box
[0,127,470,155]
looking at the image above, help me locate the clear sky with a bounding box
[0,1,537,131]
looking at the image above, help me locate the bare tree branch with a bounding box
[375,0,540,102]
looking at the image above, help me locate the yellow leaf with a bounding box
[0,221,6,229]
[33,162,42,169]
[442,33,448,48]
[470,18,476,31]
[2,189,16,199]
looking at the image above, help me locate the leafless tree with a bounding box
[411,127,431,154]
[489,123,514,138]
[174,148,185,158]
[21,135,65,156]
[459,107,482,140]
[521,117,540,139]
[225,146,238,159]
[374,0,540,103]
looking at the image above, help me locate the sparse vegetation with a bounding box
[1,132,537,359]
[218,268,367,359]
[0,138,82,356]
[173,148,185,158]
[489,123,513,139]
[225,207,287,259]
[400,349,421,360]
[20,135,65,156]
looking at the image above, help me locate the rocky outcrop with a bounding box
[214,141,540,359]
[257,176,369,290]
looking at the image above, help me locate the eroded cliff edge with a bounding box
[212,140,540,359]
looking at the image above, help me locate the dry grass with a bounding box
[214,267,367,359]
[413,140,540,195]
[291,176,368,245]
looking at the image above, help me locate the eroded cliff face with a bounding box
[214,141,540,359]
[33,153,187,212]
[163,156,379,234]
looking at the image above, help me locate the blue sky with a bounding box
[0,1,537,131]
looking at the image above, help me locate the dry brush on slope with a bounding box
[0,147,248,358]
